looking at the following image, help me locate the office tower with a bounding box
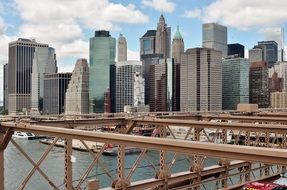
[65,59,89,115]
[172,26,184,64]
[115,61,142,112]
[180,48,222,112]
[140,30,156,57]
[269,61,287,91]
[269,72,283,92]
[43,73,71,115]
[89,30,116,113]
[149,58,173,112]
[257,41,278,68]
[3,63,8,111]
[172,25,184,111]
[141,54,163,105]
[31,47,57,114]
[118,34,127,62]
[149,61,166,112]
[228,43,244,58]
[8,38,49,114]
[249,61,269,108]
[222,56,249,110]
[249,47,264,63]
[271,91,287,108]
[155,14,171,59]
[264,28,285,61]
[202,23,227,57]
[133,72,145,107]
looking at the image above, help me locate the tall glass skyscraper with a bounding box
[222,56,249,110]
[89,30,116,113]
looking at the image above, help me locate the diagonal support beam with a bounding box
[75,140,107,190]
[0,128,13,151]
[11,138,59,190]
[0,132,4,190]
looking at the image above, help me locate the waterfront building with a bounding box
[202,23,227,57]
[222,56,249,110]
[155,14,171,59]
[271,90,287,108]
[89,30,116,113]
[228,43,244,58]
[118,34,127,62]
[172,25,184,111]
[180,48,222,111]
[8,38,49,114]
[31,47,57,114]
[115,61,143,112]
[65,59,89,115]
[43,73,71,115]
[249,61,270,108]
[3,63,8,111]
[257,41,278,68]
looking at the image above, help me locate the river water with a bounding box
[4,138,220,190]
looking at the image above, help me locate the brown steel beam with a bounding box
[0,128,13,151]
[132,117,287,133]
[2,123,287,165]
[64,138,73,190]
[0,132,4,190]
[104,161,251,190]
[31,118,126,127]
[11,139,59,190]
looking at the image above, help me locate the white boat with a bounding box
[12,131,36,140]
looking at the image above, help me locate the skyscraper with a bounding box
[249,61,270,108]
[172,25,184,111]
[257,41,278,68]
[180,48,222,112]
[269,61,287,91]
[118,34,127,62]
[149,58,174,112]
[31,47,57,114]
[115,61,142,112]
[202,23,227,57]
[65,59,89,115]
[8,38,49,114]
[43,73,71,115]
[3,63,8,111]
[264,27,285,61]
[140,30,156,58]
[249,47,264,63]
[89,30,116,113]
[155,14,171,59]
[149,61,166,112]
[222,56,249,110]
[228,43,244,58]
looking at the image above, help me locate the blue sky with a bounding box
[1,0,287,101]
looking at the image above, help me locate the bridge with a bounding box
[1,110,287,189]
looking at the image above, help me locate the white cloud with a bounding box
[56,40,89,60]
[183,8,201,19]
[127,49,139,61]
[141,0,175,13]
[184,0,287,30]
[0,18,4,35]
[15,0,148,30]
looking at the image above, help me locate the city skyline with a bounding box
[1,0,287,102]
